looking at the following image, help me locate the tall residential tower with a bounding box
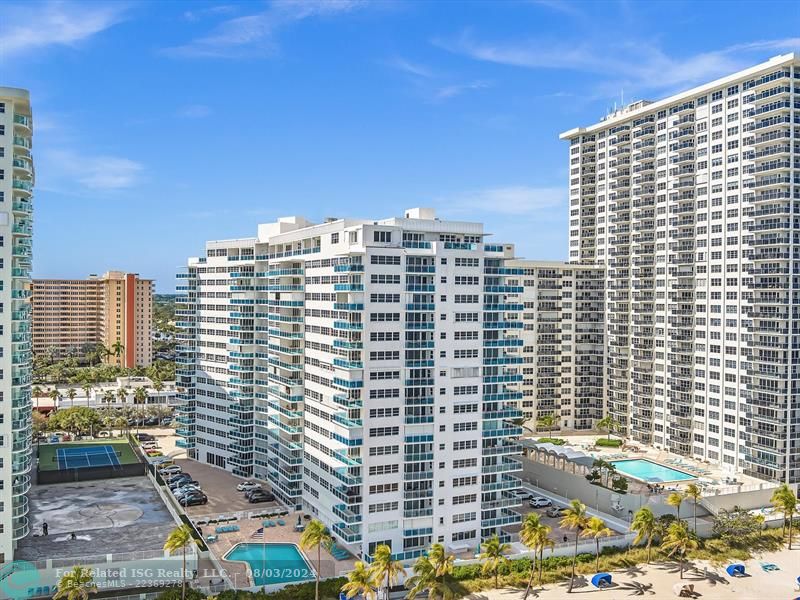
[561,53,800,483]
[177,209,525,561]
[0,87,34,561]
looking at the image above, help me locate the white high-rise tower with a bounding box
[0,87,34,561]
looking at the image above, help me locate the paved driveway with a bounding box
[171,458,280,517]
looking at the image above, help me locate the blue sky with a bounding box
[2,0,799,292]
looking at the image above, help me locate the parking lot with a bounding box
[168,457,281,517]
[507,492,624,543]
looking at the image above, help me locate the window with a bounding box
[373,231,391,243]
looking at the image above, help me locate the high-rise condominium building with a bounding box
[561,52,800,483]
[176,208,524,560]
[508,261,605,428]
[32,271,154,367]
[0,87,34,561]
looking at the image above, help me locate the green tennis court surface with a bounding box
[38,440,138,472]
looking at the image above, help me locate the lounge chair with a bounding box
[591,573,612,588]
[277,519,286,526]
[725,564,746,577]
[759,562,779,572]
[206,535,218,543]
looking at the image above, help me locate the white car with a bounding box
[529,497,552,508]
[174,486,202,499]
[237,481,261,492]
[511,490,533,500]
[159,465,182,475]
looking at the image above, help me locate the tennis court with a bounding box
[56,445,121,469]
[38,440,140,472]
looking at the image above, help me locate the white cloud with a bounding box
[438,185,566,217]
[0,1,127,59]
[183,5,237,22]
[434,80,491,101]
[385,56,435,79]
[164,0,367,59]
[435,30,800,93]
[177,104,213,119]
[385,55,492,103]
[41,149,143,192]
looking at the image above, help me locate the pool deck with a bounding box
[610,458,697,483]
[526,433,771,495]
[198,510,356,588]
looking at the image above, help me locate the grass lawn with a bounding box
[38,439,139,471]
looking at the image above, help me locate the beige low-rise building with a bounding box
[32,271,154,367]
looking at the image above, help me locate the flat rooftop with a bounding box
[17,477,177,562]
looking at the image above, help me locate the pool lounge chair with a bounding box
[277,519,286,526]
[206,535,218,543]
[725,564,746,577]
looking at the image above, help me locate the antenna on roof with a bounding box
[621,88,625,108]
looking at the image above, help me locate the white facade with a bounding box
[561,53,800,483]
[508,261,605,430]
[0,87,34,561]
[177,209,525,561]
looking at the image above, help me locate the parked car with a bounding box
[144,417,159,426]
[173,486,202,498]
[546,506,568,518]
[167,474,193,485]
[180,493,208,507]
[237,481,261,492]
[136,433,155,442]
[159,465,182,475]
[169,479,198,491]
[248,490,275,503]
[245,487,271,500]
[511,490,534,500]
[161,417,173,426]
[529,497,552,508]
[48,435,60,443]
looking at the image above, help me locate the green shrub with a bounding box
[155,588,206,600]
[537,437,566,445]
[595,438,623,448]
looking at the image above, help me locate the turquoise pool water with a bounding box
[224,543,314,586]
[611,459,695,482]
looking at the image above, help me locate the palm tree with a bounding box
[771,483,798,549]
[368,544,405,600]
[428,542,454,580]
[660,521,698,579]
[479,534,511,590]
[520,512,553,597]
[581,516,614,572]
[82,384,93,408]
[684,483,702,533]
[341,561,377,599]
[300,519,333,600]
[591,459,616,487]
[111,340,124,361]
[536,413,557,437]
[666,491,684,520]
[631,506,659,563]
[53,566,97,600]
[597,414,618,440]
[163,524,193,600]
[48,388,61,406]
[66,388,77,408]
[560,499,589,593]
[134,387,148,405]
[406,554,436,600]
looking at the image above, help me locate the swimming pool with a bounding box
[611,459,695,483]
[224,543,315,586]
